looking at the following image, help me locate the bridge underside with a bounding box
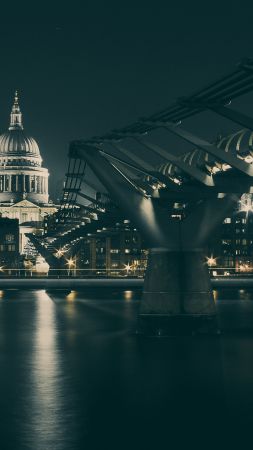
[41,59,253,334]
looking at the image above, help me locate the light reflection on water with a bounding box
[23,290,79,449]
[66,290,77,302]
[0,288,253,448]
[213,288,253,302]
[123,290,133,301]
[26,291,64,448]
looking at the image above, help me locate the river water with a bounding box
[0,287,253,449]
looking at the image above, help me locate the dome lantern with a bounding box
[9,91,23,130]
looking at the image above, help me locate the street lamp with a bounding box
[206,255,217,267]
[124,263,132,275]
[66,257,76,277]
[55,248,65,258]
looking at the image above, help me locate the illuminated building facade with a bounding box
[74,221,148,275]
[208,194,253,271]
[0,93,57,253]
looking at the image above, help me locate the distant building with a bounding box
[0,217,19,268]
[0,92,57,254]
[208,194,253,272]
[74,221,148,276]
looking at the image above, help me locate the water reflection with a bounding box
[26,290,65,449]
[0,287,253,448]
[214,288,253,302]
[123,290,133,301]
[66,290,77,302]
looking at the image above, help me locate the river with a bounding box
[0,287,252,449]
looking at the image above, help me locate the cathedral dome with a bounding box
[0,92,42,161]
[0,129,40,157]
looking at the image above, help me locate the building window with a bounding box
[5,234,14,242]
[8,244,15,252]
[224,218,231,224]
[222,239,232,245]
[0,244,5,251]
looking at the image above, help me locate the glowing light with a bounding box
[239,264,250,272]
[66,290,77,302]
[124,263,132,273]
[240,203,253,213]
[0,266,4,272]
[124,290,133,301]
[213,290,218,302]
[66,258,75,267]
[206,255,217,266]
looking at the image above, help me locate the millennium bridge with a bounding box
[27,58,253,333]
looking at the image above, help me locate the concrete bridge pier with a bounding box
[139,248,216,335]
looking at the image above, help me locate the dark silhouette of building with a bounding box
[0,217,19,268]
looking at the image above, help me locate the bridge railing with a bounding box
[208,266,253,278]
[0,268,146,279]
[0,267,252,278]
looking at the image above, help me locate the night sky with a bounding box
[1,1,253,199]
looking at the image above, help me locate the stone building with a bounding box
[0,217,19,269]
[0,92,57,253]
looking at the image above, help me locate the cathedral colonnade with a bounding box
[0,173,48,194]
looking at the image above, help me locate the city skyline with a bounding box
[1,3,253,448]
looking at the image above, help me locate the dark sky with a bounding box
[1,0,253,199]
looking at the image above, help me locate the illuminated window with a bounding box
[224,218,231,224]
[5,234,14,242]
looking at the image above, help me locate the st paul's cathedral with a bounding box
[0,92,57,253]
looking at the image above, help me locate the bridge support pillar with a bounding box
[139,248,217,335]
